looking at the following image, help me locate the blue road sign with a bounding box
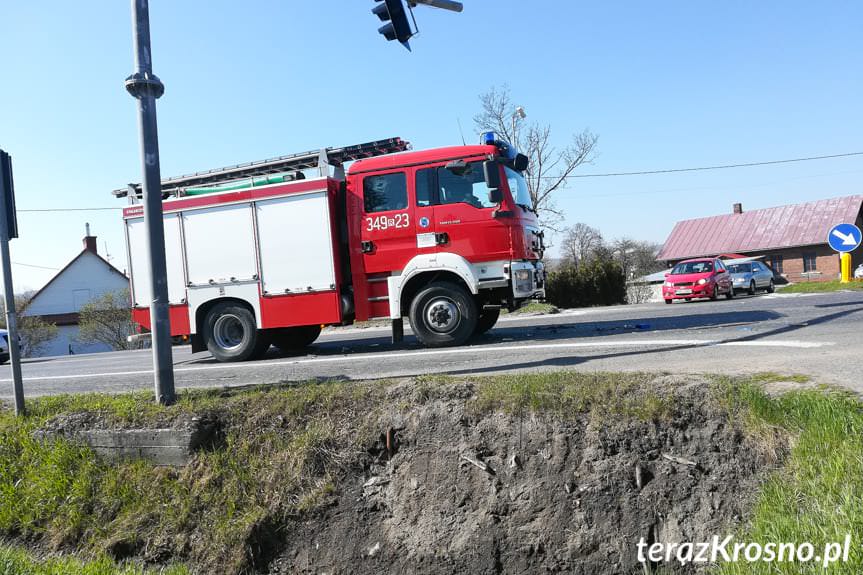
[827,223,862,253]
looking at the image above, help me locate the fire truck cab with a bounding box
[346,136,545,346]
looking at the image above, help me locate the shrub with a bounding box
[545,259,626,308]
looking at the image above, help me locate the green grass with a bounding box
[0,545,188,575]
[713,377,863,574]
[466,371,674,421]
[778,279,863,294]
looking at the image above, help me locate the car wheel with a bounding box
[664,299,673,305]
[204,302,270,362]
[726,286,735,299]
[710,285,719,301]
[473,308,500,336]
[766,279,775,293]
[748,280,756,296]
[409,281,477,347]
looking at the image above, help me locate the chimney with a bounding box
[83,222,97,253]
[733,203,743,215]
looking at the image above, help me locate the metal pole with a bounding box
[841,252,851,283]
[0,163,24,416]
[125,0,175,404]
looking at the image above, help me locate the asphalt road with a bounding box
[3,288,862,399]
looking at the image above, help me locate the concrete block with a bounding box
[35,420,216,466]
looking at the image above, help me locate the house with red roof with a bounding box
[657,195,863,283]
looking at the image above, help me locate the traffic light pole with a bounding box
[125,0,176,405]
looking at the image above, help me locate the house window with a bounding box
[802,252,817,273]
[768,254,783,274]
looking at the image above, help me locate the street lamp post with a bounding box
[511,106,526,146]
[125,0,176,405]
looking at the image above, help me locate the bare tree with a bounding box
[77,289,137,351]
[473,85,598,231]
[561,223,605,267]
[612,238,664,280]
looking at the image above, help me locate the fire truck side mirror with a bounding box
[513,153,529,172]
[483,160,501,190]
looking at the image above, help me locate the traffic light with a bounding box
[0,150,17,239]
[372,0,414,50]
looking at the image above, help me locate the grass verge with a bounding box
[778,279,863,294]
[1,372,862,573]
[713,376,863,573]
[0,545,188,575]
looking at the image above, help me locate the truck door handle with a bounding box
[361,240,375,254]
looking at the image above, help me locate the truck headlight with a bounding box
[514,269,533,292]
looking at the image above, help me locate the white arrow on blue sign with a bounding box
[827,223,862,253]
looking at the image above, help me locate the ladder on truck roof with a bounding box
[113,137,411,199]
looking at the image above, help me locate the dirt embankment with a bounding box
[265,377,781,574]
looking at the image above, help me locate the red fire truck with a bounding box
[117,136,545,362]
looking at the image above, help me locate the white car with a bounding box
[855,264,863,280]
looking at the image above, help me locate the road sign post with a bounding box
[841,252,852,283]
[827,223,862,284]
[0,150,25,416]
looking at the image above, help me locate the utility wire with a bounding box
[12,262,60,271]
[567,151,863,178]
[18,207,122,212]
[12,151,863,211]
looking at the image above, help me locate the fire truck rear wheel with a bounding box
[272,325,322,351]
[409,281,477,347]
[473,307,500,336]
[204,302,270,362]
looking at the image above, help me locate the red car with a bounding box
[662,258,734,304]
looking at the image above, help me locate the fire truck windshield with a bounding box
[505,167,533,211]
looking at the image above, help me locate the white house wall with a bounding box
[25,252,129,316]
[37,325,113,358]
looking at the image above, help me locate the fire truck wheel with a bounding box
[272,325,322,351]
[409,281,477,347]
[473,307,500,336]
[204,302,269,362]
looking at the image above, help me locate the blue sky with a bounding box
[1,1,861,290]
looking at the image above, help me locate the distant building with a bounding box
[657,196,863,282]
[23,228,128,357]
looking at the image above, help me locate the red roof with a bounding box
[658,195,863,261]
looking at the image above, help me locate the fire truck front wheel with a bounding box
[204,302,270,362]
[409,281,477,347]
